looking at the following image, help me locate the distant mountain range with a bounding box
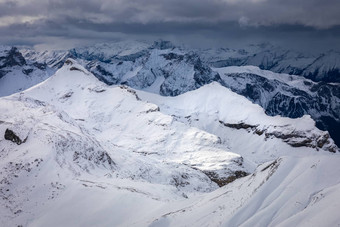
[0,40,339,146]
[198,43,340,83]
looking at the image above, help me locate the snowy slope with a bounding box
[0,59,246,226]
[137,82,337,157]
[0,46,54,97]
[146,155,340,227]
[213,66,340,147]
[0,67,53,97]
[5,59,248,184]
[1,58,339,226]
[302,51,340,82]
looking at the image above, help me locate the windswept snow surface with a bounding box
[147,155,340,227]
[0,59,339,226]
[0,68,52,97]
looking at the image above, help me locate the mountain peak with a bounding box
[0,46,26,68]
[63,58,90,75]
[152,39,175,50]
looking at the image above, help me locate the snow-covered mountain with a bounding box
[13,40,340,148]
[20,48,73,69]
[199,44,340,83]
[301,50,340,82]
[214,66,340,147]
[0,46,54,97]
[0,59,338,226]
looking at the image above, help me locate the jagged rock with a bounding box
[22,68,33,75]
[204,170,248,187]
[92,65,119,85]
[64,59,74,65]
[152,40,175,50]
[218,120,337,153]
[219,121,258,130]
[0,47,26,69]
[4,129,27,145]
[161,53,184,61]
[119,85,141,100]
[69,66,87,74]
[33,62,47,70]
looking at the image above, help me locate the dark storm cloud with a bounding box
[0,0,339,50]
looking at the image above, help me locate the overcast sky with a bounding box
[0,0,339,52]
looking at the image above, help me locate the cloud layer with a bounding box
[0,0,339,50]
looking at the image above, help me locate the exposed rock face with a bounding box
[217,71,340,147]
[0,46,53,97]
[192,54,222,87]
[204,170,248,187]
[157,52,222,96]
[0,47,26,69]
[33,62,47,70]
[219,120,337,153]
[152,40,175,50]
[4,129,27,145]
[92,65,118,85]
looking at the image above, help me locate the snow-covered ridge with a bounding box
[0,58,339,226]
[71,40,151,61]
[0,59,247,225]
[199,44,340,83]
[20,59,248,180]
[213,65,340,147]
[137,81,338,153]
[2,41,339,147]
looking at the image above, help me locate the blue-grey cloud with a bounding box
[0,0,339,51]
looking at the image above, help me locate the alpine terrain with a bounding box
[1,0,339,225]
[0,53,339,226]
[16,40,340,146]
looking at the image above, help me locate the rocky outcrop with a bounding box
[4,129,27,145]
[152,40,175,50]
[204,170,248,187]
[119,85,141,101]
[0,47,26,69]
[0,46,54,97]
[219,120,338,153]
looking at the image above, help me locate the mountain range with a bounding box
[199,43,340,83]
[3,40,337,147]
[0,57,339,226]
